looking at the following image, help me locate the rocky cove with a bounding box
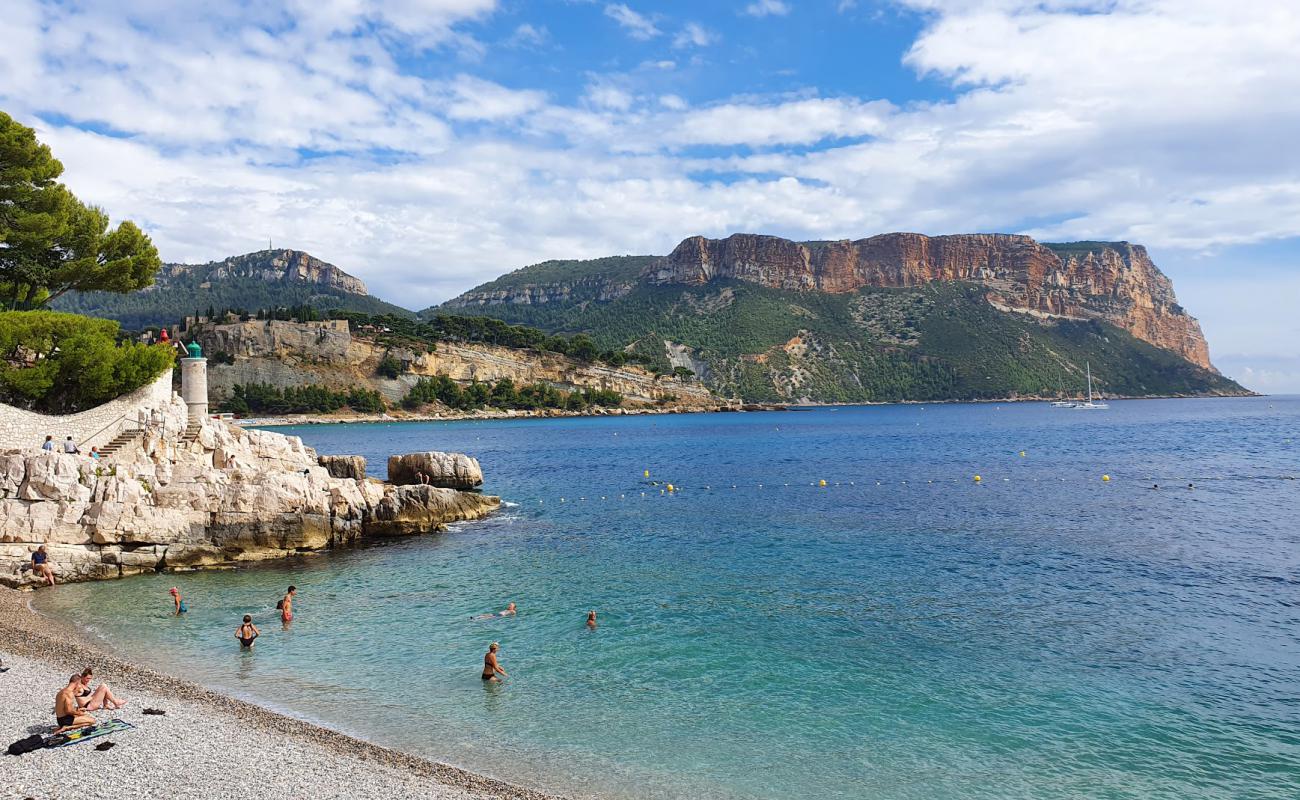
[0,386,499,588]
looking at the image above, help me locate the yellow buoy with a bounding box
[818,479,827,487]
[667,483,675,492]
[974,475,982,482]
[643,469,650,478]
[1019,451,1026,457]
[1102,474,1111,482]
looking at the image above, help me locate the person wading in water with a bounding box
[482,642,508,682]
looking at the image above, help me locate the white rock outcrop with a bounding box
[0,406,498,587]
[387,452,484,489]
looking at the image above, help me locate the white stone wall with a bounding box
[0,370,177,451]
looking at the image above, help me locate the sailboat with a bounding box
[1049,367,1076,407]
[1074,362,1109,410]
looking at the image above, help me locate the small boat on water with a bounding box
[1074,362,1109,410]
[1049,368,1075,407]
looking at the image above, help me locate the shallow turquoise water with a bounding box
[36,398,1300,799]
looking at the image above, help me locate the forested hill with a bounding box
[54,249,412,328]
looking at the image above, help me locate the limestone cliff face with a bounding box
[447,276,634,308]
[0,402,499,587]
[651,234,1214,370]
[196,320,715,407]
[155,249,368,296]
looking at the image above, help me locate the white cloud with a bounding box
[673,22,717,49]
[603,4,660,40]
[743,0,791,17]
[670,98,891,147]
[507,23,549,47]
[445,75,547,121]
[4,0,1300,383]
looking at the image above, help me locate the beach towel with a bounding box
[46,719,135,748]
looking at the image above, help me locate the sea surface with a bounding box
[36,398,1300,800]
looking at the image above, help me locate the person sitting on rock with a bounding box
[31,545,55,586]
[76,667,126,711]
[54,674,97,732]
[62,436,80,454]
[41,435,54,452]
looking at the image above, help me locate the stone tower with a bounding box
[179,341,208,425]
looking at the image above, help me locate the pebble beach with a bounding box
[0,589,562,800]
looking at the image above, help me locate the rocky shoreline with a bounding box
[0,588,564,800]
[1,387,502,588]
[235,401,784,428]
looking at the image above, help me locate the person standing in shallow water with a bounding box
[586,610,597,629]
[235,615,260,649]
[277,586,296,623]
[168,587,187,615]
[482,642,508,682]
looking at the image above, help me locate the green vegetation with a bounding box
[0,310,175,413]
[1,111,160,310]
[1041,241,1130,261]
[402,375,622,412]
[336,311,637,366]
[439,279,1246,402]
[430,255,656,308]
[55,276,412,330]
[218,383,385,415]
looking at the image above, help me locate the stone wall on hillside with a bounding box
[0,371,178,452]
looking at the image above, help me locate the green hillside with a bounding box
[437,280,1245,402]
[55,277,412,329]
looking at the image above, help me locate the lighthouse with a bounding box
[180,341,208,425]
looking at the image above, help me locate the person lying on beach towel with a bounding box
[54,674,97,732]
[76,667,126,711]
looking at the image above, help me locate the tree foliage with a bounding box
[218,383,386,415]
[0,111,161,310]
[402,374,622,412]
[0,310,176,413]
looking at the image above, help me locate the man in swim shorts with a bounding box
[482,642,508,682]
[54,674,96,732]
[278,585,296,622]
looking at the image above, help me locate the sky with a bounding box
[2,0,1299,391]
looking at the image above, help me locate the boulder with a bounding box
[365,484,500,537]
[387,452,483,489]
[319,454,366,480]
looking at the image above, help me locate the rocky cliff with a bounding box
[0,393,499,587]
[651,234,1213,370]
[196,319,715,407]
[157,249,369,296]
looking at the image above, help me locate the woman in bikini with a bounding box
[482,642,508,682]
[235,615,260,649]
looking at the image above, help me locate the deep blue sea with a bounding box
[36,398,1300,799]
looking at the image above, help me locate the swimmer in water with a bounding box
[277,585,296,623]
[168,587,187,615]
[586,610,597,628]
[472,602,516,621]
[235,615,260,649]
[482,642,508,682]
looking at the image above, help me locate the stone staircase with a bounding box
[97,428,143,458]
[180,420,203,444]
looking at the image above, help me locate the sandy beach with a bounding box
[0,589,562,800]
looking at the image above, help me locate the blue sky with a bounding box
[2,0,1299,391]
